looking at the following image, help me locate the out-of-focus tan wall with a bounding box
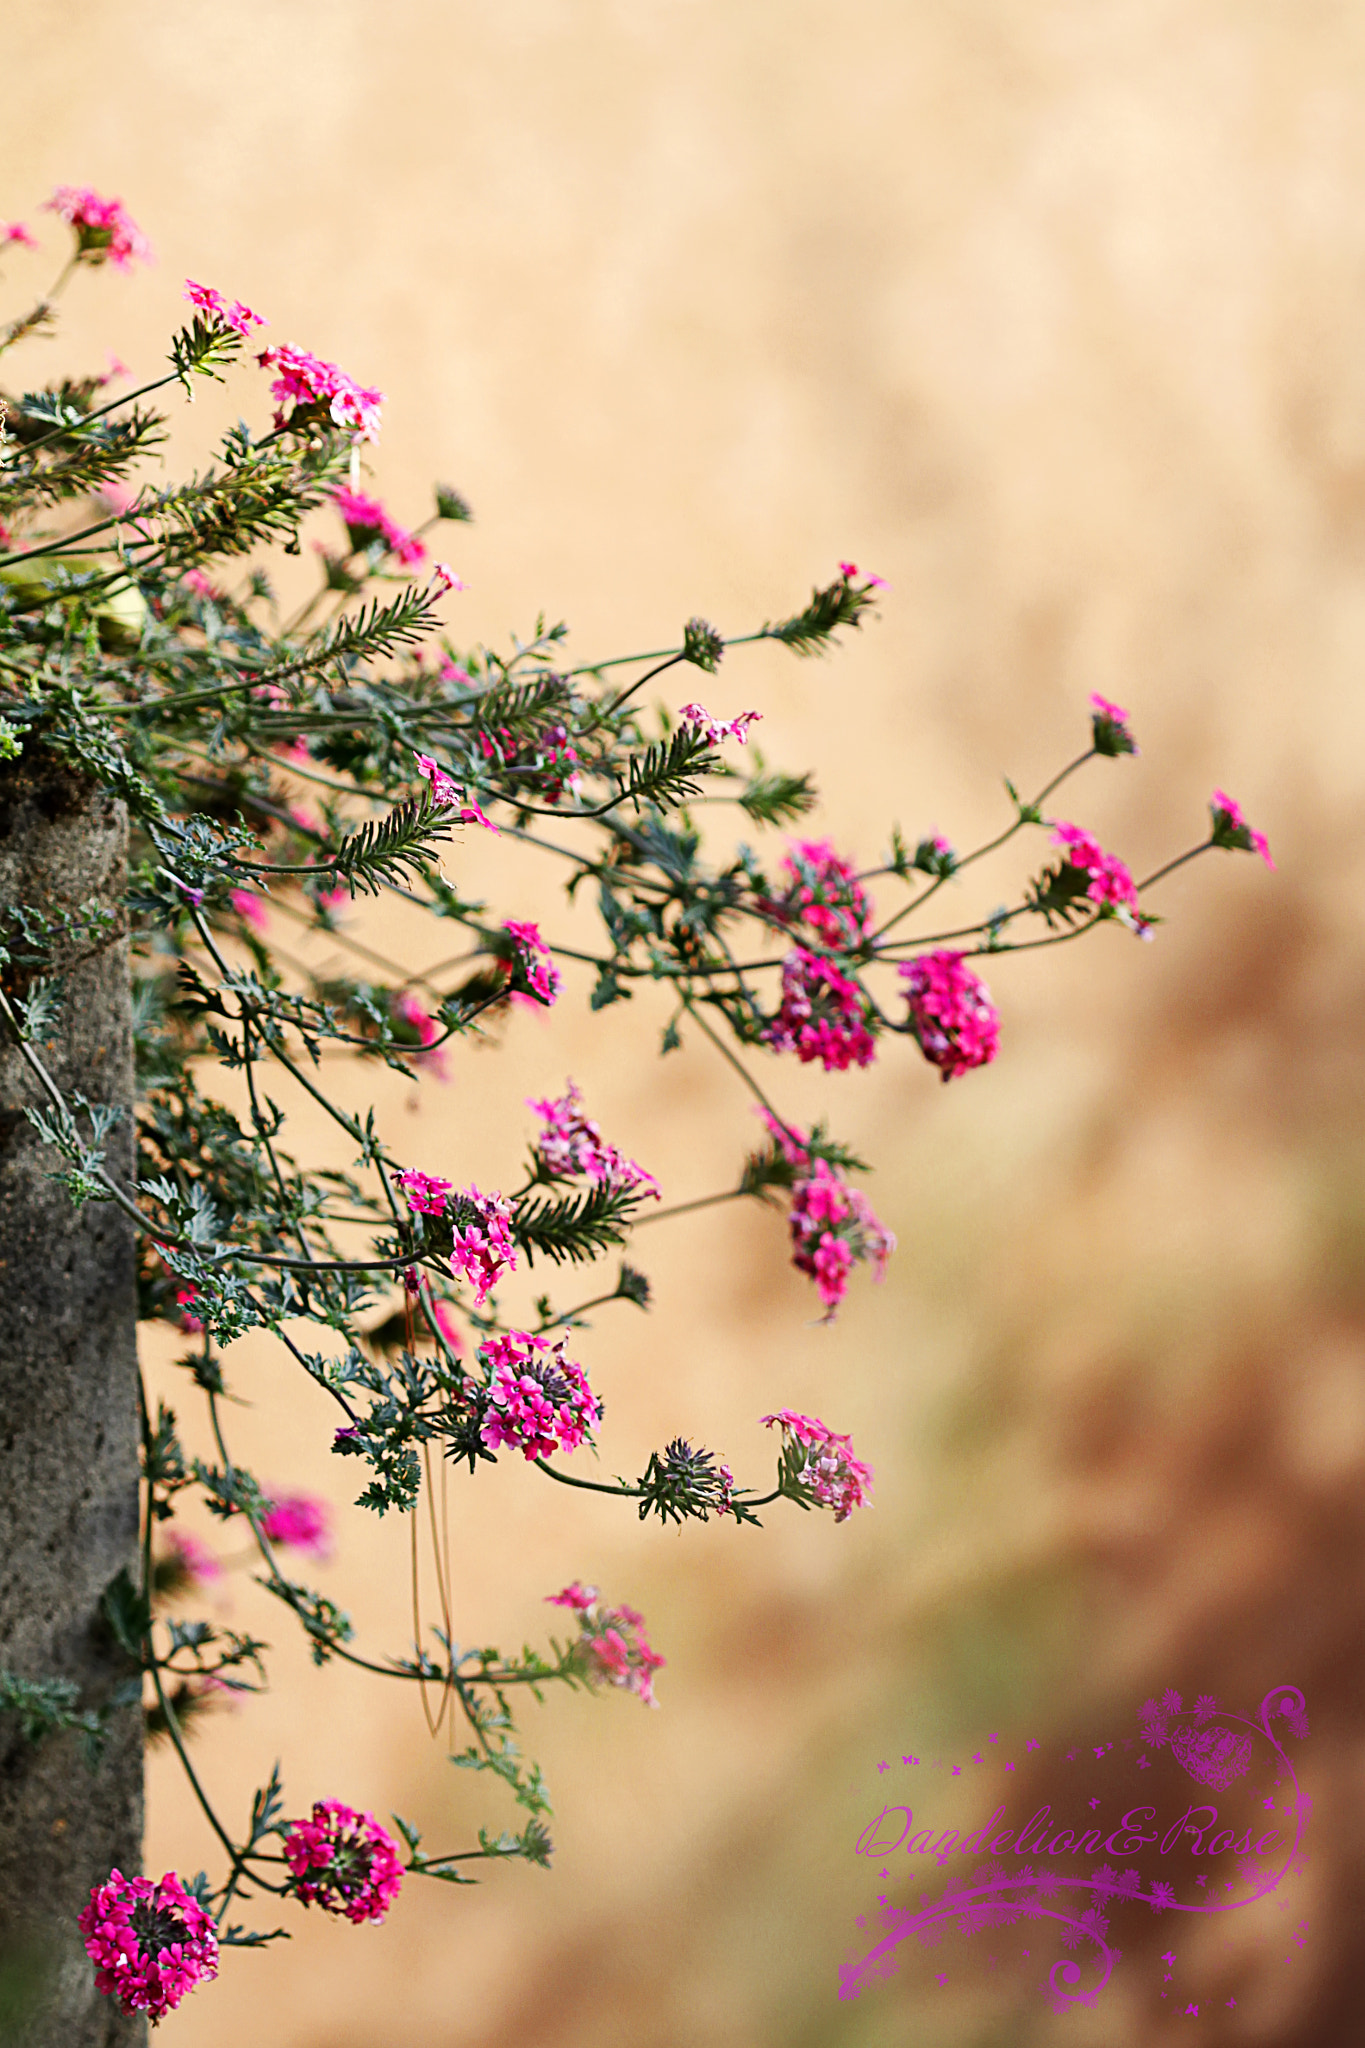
[4,3,1364,2042]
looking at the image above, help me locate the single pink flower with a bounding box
[283,1801,403,1924]
[183,279,266,336]
[79,1870,218,2021]
[503,920,562,1006]
[331,485,426,566]
[46,186,151,270]
[900,950,1000,1081]
[229,887,268,932]
[259,1490,334,1561]
[427,1297,463,1354]
[479,1331,601,1460]
[159,1527,222,1592]
[1,220,38,250]
[763,1409,873,1522]
[431,562,465,594]
[174,1284,203,1332]
[677,701,762,746]
[763,949,876,1071]
[391,990,449,1081]
[1210,790,1274,869]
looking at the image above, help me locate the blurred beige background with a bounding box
[4,2,1364,2042]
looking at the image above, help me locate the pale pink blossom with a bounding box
[181,568,218,599]
[183,279,266,336]
[480,1332,601,1460]
[229,887,268,932]
[46,186,151,270]
[1210,789,1274,868]
[79,1871,218,2021]
[900,950,1000,1080]
[283,1801,403,1924]
[678,701,762,746]
[431,562,465,594]
[527,1080,659,1196]
[763,1408,873,1522]
[547,1584,665,1705]
[257,342,383,441]
[763,948,876,1071]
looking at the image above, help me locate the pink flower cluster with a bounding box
[332,486,426,566]
[1210,789,1274,868]
[46,186,151,270]
[678,701,762,746]
[282,1800,404,1924]
[899,950,1000,1081]
[257,342,383,442]
[1050,821,1140,914]
[771,838,872,950]
[260,1490,333,1561]
[183,279,266,337]
[763,948,876,1071]
[413,750,498,831]
[391,989,449,1081]
[527,1080,659,1196]
[1090,692,1139,756]
[79,1870,219,2021]
[776,1137,894,1322]
[480,1333,601,1460]
[159,1527,222,1592]
[547,1583,666,1707]
[397,1173,517,1302]
[503,920,562,1006]
[763,1409,873,1522]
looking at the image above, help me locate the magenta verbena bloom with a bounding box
[763,1409,873,1523]
[183,279,266,336]
[1089,692,1139,757]
[763,948,876,1071]
[2,219,38,250]
[79,1870,218,2022]
[448,1186,516,1303]
[769,837,873,951]
[480,1332,601,1461]
[677,700,762,746]
[838,559,888,589]
[503,919,563,1006]
[283,1801,404,1924]
[548,1584,666,1706]
[258,342,383,442]
[1050,820,1141,913]
[391,989,449,1081]
[332,485,426,566]
[900,949,1000,1081]
[787,1155,895,1317]
[412,750,497,829]
[229,886,268,932]
[259,1490,334,1560]
[1210,789,1274,868]
[527,1080,659,1196]
[46,186,151,270]
[397,1166,454,1215]
[157,1527,222,1593]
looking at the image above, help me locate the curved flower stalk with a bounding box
[0,185,1272,2022]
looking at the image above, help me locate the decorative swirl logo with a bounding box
[843,1687,1310,2017]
